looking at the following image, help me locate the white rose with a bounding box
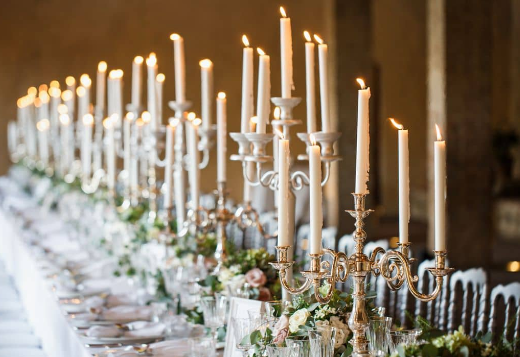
[289,309,310,333]
[218,267,234,283]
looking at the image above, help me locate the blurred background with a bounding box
[0,0,519,282]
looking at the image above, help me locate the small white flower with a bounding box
[229,265,242,274]
[226,274,246,293]
[218,267,234,283]
[289,309,310,333]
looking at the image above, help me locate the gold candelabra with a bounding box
[270,193,454,357]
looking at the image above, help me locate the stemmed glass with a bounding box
[308,327,337,357]
[200,295,229,343]
[232,317,256,357]
[248,310,278,355]
[367,316,392,356]
[266,344,300,357]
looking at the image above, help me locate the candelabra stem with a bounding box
[213,181,230,274]
[349,273,370,357]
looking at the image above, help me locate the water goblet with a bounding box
[190,336,216,357]
[388,329,422,353]
[308,326,337,357]
[266,343,300,357]
[232,317,256,357]
[200,296,227,342]
[285,337,311,357]
[367,316,392,356]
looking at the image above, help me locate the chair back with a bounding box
[415,259,449,329]
[487,282,520,342]
[337,233,355,255]
[363,239,389,310]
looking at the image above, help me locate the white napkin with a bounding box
[86,325,122,338]
[124,321,165,337]
[106,339,190,357]
[101,306,152,322]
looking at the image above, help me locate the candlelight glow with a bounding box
[192,118,202,126]
[61,90,73,101]
[39,91,50,103]
[242,35,250,47]
[16,98,23,108]
[280,6,287,18]
[187,112,196,121]
[65,76,76,86]
[76,86,86,97]
[156,73,165,83]
[506,261,520,272]
[257,48,265,56]
[251,116,258,124]
[103,117,113,129]
[356,78,366,89]
[98,61,107,72]
[134,56,144,65]
[37,119,50,132]
[310,133,317,146]
[125,112,135,121]
[80,74,91,87]
[136,118,144,127]
[59,114,70,126]
[304,31,311,42]
[109,70,123,79]
[82,114,94,126]
[199,59,212,68]
[57,104,68,115]
[313,34,323,44]
[34,98,41,108]
[49,87,61,98]
[389,118,404,130]
[50,80,60,89]
[142,111,151,123]
[435,124,443,141]
[218,92,226,99]
[274,107,281,120]
[170,33,181,41]
[274,129,285,140]
[146,53,157,67]
[38,84,48,93]
[170,118,180,127]
[28,87,37,96]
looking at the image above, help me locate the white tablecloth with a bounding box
[0,209,92,357]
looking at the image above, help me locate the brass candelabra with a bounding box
[270,193,454,357]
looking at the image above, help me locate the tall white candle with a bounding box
[105,116,116,191]
[277,134,290,246]
[272,107,281,206]
[81,114,94,178]
[187,118,201,210]
[200,59,214,131]
[256,48,270,134]
[355,78,371,194]
[146,54,158,131]
[61,90,74,122]
[123,113,133,185]
[241,35,254,133]
[308,136,323,254]
[76,86,87,121]
[315,35,330,133]
[170,34,186,103]
[59,114,71,174]
[217,92,227,183]
[96,61,107,114]
[80,74,92,117]
[434,124,446,251]
[390,119,410,244]
[304,31,316,133]
[65,76,76,118]
[36,119,50,166]
[279,7,293,98]
[108,70,124,126]
[130,119,140,196]
[8,121,17,156]
[164,121,176,209]
[132,56,143,110]
[156,73,165,126]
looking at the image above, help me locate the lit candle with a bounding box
[156,73,165,126]
[105,116,116,191]
[65,76,76,118]
[132,56,143,110]
[170,34,186,103]
[308,135,322,254]
[131,119,141,196]
[76,87,87,121]
[272,107,281,206]
[8,121,17,156]
[256,48,270,134]
[241,35,254,133]
[59,113,71,173]
[187,116,201,209]
[304,31,316,133]
[434,124,446,251]
[200,59,214,131]
[108,70,124,126]
[279,7,293,98]
[82,114,94,178]
[355,78,371,194]
[49,86,61,131]
[39,91,50,124]
[36,119,50,166]
[123,112,134,184]
[314,34,330,133]
[217,92,227,183]
[164,120,177,209]
[96,61,107,114]
[61,90,74,121]
[80,74,92,118]
[146,53,158,130]
[277,131,290,246]
[390,118,409,244]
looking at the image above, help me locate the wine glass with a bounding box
[367,316,392,356]
[266,344,300,357]
[308,327,337,357]
[232,317,256,357]
[248,310,278,353]
[200,295,228,342]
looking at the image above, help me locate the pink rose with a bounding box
[258,287,272,301]
[272,315,290,345]
[244,268,267,288]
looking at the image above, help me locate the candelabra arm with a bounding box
[199,148,210,169]
[154,149,167,168]
[81,168,106,194]
[321,162,331,187]
[290,171,310,191]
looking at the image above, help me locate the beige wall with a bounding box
[0,0,329,202]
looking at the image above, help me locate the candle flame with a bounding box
[109,69,124,79]
[218,92,226,99]
[199,59,213,68]
[39,91,50,103]
[435,124,443,141]
[142,111,151,123]
[49,87,61,98]
[303,31,311,42]
[16,98,23,108]
[38,84,48,93]
[274,107,281,120]
[192,118,202,126]
[27,87,37,96]
[170,118,180,127]
[103,117,113,129]
[136,118,144,127]
[65,76,76,86]
[156,73,165,83]
[170,33,181,41]
[310,133,317,146]
[356,78,366,89]
[37,119,50,132]
[59,114,70,126]
[98,61,107,72]
[83,114,94,126]
[80,74,91,87]
[280,6,287,18]
[134,56,144,65]
[187,112,196,121]
[57,104,68,115]
[313,34,323,44]
[50,80,60,89]
[34,98,42,108]
[274,129,284,140]
[242,35,250,47]
[61,90,73,101]
[76,86,86,97]
[251,116,258,124]
[146,53,157,66]
[257,47,265,56]
[125,112,135,121]
[389,118,403,130]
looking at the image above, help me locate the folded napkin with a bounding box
[86,325,122,338]
[106,339,190,357]
[101,306,152,322]
[85,321,165,339]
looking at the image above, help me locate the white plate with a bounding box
[79,331,164,345]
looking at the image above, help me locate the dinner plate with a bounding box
[79,331,164,345]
